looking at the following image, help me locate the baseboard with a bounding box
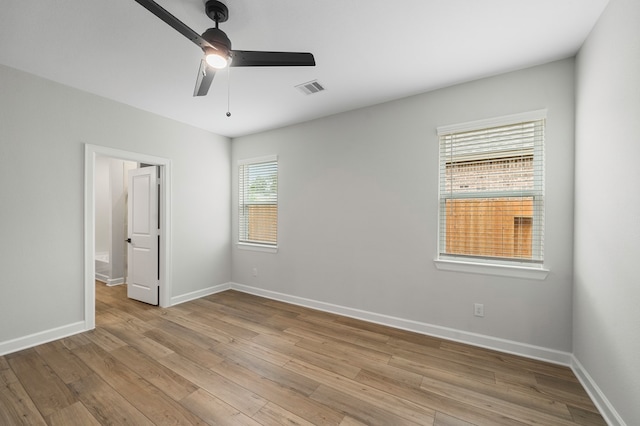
[170,282,231,306]
[95,273,109,283]
[106,277,125,287]
[0,321,87,356]
[571,356,625,426]
[230,282,572,366]
[95,275,125,287]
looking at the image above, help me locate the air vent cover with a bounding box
[295,80,325,95]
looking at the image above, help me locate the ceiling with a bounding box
[0,0,609,138]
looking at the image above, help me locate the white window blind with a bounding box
[438,115,545,263]
[239,157,278,246]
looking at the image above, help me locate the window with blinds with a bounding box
[239,156,278,246]
[438,113,545,263]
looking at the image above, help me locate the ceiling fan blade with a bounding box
[193,59,216,97]
[230,51,316,67]
[134,0,214,51]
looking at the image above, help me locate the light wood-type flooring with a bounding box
[0,282,606,425]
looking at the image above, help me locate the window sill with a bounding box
[434,258,549,280]
[237,243,278,253]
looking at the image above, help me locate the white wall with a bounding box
[0,64,231,346]
[574,0,640,424]
[232,59,576,353]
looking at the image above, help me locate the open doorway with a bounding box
[84,144,173,331]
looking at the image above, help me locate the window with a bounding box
[437,111,545,266]
[238,156,278,247]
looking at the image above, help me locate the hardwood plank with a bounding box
[180,388,262,426]
[353,366,529,426]
[109,345,198,401]
[0,368,48,426]
[251,332,363,379]
[434,411,476,426]
[68,374,154,425]
[285,359,436,425]
[567,405,608,426]
[143,326,224,368]
[389,352,497,386]
[6,349,77,417]
[210,342,320,396]
[46,401,101,426]
[207,358,345,425]
[83,327,127,352]
[310,384,429,426]
[101,322,175,358]
[157,352,269,417]
[33,340,94,384]
[252,401,319,426]
[72,342,208,425]
[410,362,573,420]
[419,375,579,426]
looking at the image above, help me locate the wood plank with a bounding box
[68,374,154,425]
[6,349,77,417]
[157,352,269,417]
[210,342,320,396]
[434,411,475,426]
[310,385,428,426]
[33,340,93,384]
[285,359,436,425]
[207,358,345,425]
[46,401,101,426]
[109,345,198,401]
[0,368,47,426]
[180,389,262,426]
[420,375,579,426]
[252,401,319,426]
[72,342,207,425]
[353,366,528,426]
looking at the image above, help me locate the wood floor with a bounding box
[0,283,606,426]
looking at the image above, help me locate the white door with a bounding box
[127,166,159,305]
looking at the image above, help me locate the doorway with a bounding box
[84,144,173,331]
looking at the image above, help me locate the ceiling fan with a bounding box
[134,0,316,96]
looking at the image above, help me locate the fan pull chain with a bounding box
[226,66,231,117]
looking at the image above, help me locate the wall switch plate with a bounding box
[252,267,258,277]
[474,303,484,317]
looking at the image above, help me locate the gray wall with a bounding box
[0,64,231,344]
[574,0,640,424]
[232,58,576,352]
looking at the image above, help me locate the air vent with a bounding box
[295,80,325,95]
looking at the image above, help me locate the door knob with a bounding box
[126,238,132,243]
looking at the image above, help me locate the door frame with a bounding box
[84,144,172,330]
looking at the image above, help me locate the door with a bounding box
[127,166,159,305]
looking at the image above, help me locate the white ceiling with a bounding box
[0,0,609,138]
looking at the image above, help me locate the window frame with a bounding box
[237,155,279,253]
[434,110,549,280]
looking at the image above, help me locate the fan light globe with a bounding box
[206,53,228,69]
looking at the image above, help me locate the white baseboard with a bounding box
[230,282,572,366]
[95,273,109,283]
[106,277,125,287]
[0,321,87,356]
[95,275,125,286]
[571,356,625,426]
[170,282,231,306]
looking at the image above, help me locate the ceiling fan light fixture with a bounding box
[205,50,229,69]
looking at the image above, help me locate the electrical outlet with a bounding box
[252,267,258,277]
[474,303,484,317]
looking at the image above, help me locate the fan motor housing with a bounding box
[202,27,232,51]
